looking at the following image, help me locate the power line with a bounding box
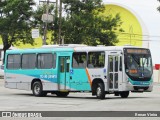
[118,37,160,42]
[116,32,160,38]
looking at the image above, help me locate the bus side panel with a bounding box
[70,69,91,91]
[86,68,107,90]
[5,73,17,89]
[5,72,33,90]
[32,69,58,91]
[5,69,59,91]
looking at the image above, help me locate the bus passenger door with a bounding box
[58,56,70,90]
[108,54,122,91]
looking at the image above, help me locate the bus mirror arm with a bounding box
[70,76,72,80]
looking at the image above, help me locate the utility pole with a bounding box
[58,0,62,44]
[39,0,57,45]
[43,0,49,45]
[55,0,58,20]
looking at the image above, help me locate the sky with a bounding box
[35,0,160,64]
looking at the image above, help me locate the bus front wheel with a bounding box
[120,91,129,98]
[32,81,47,97]
[96,83,105,99]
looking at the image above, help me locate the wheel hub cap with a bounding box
[34,85,40,94]
[97,87,101,96]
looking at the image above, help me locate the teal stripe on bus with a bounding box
[128,78,153,86]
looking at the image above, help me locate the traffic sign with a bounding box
[31,29,39,38]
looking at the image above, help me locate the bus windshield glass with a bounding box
[124,48,153,81]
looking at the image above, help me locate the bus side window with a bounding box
[88,52,105,68]
[37,53,53,69]
[53,53,56,68]
[72,52,87,68]
[22,54,36,69]
[7,54,21,69]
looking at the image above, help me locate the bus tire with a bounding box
[55,92,69,97]
[96,83,105,99]
[32,81,47,97]
[120,91,129,98]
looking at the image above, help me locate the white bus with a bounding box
[4,45,153,99]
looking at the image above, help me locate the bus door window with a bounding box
[109,73,113,89]
[115,56,118,72]
[60,57,70,73]
[109,56,113,72]
[66,57,70,72]
[114,56,118,89]
[109,56,113,89]
[108,55,119,90]
[114,73,118,89]
[119,56,122,71]
[60,58,65,73]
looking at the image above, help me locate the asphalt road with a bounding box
[0,79,160,120]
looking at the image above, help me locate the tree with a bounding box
[53,0,123,46]
[0,0,35,63]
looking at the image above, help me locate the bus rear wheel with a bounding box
[96,83,105,99]
[120,91,129,98]
[55,91,69,97]
[32,81,47,97]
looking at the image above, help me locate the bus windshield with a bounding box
[124,48,153,81]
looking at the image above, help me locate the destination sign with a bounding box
[125,48,149,54]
